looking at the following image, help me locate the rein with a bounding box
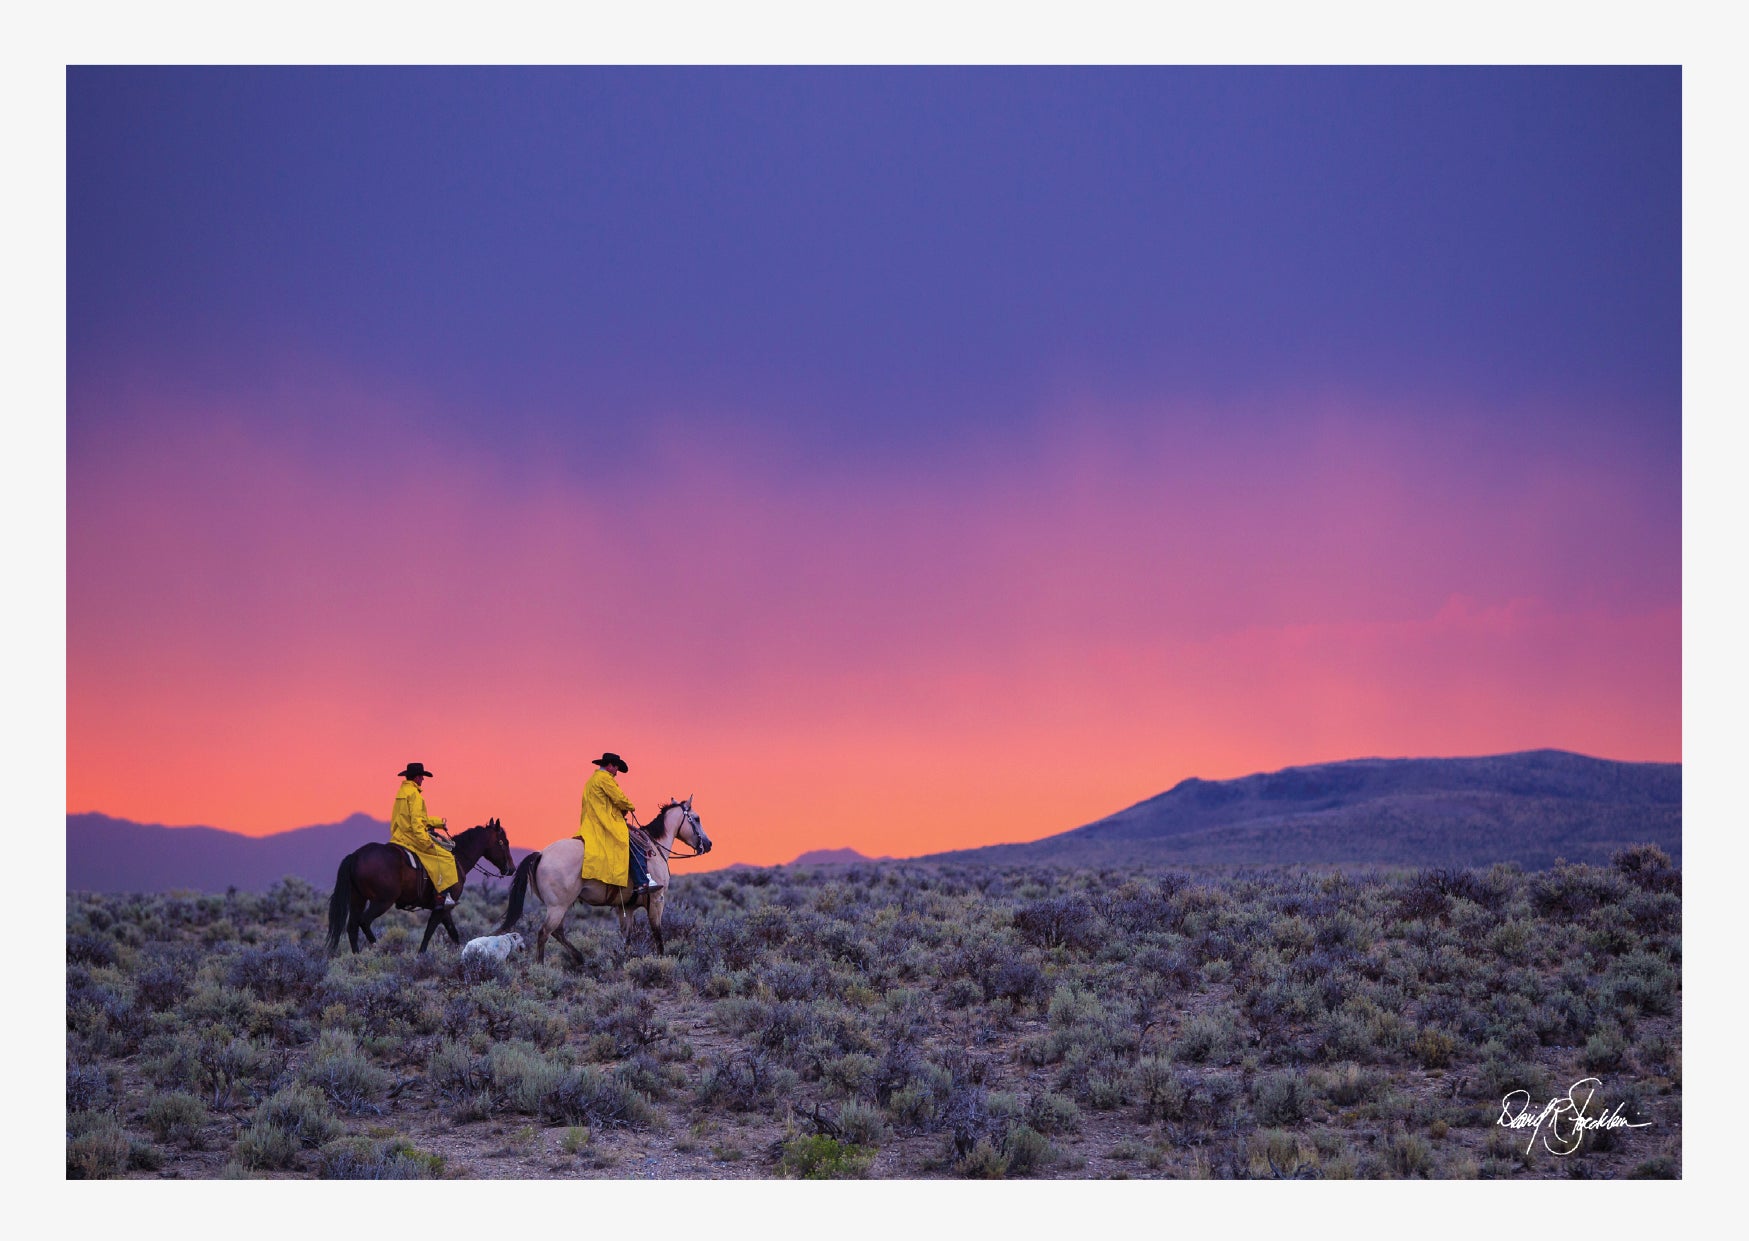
[441,826,515,881]
[632,808,706,862]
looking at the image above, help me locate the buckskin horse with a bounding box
[326,819,516,954]
[496,798,710,960]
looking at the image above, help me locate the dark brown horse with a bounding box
[326,819,515,955]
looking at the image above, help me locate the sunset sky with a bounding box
[65,67,1681,867]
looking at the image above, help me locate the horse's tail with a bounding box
[327,850,359,953]
[496,850,542,934]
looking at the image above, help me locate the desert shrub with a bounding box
[1485,919,1534,964]
[1108,879,1189,935]
[1173,1004,1246,1065]
[1529,987,1595,1046]
[427,1043,492,1119]
[835,1100,886,1145]
[1530,862,1626,919]
[696,1051,795,1113]
[1046,983,1102,1028]
[182,981,257,1031]
[1412,1027,1458,1069]
[1622,890,1681,937]
[1583,1021,1632,1074]
[1251,1070,1310,1125]
[539,1066,650,1129]
[589,983,668,1053]
[1313,909,1370,951]
[67,1062,116,1114]
[941,977,983,1009]
[67,933,119,967]
[66,1112,133,1179]
[144,1091,210,1147]
[779,1134,872,1179]
[317,1135,446,1179]
[232,1085,342,1171]
[1474,1047,1554,1102]
[1023,1091,1081,1135]
[1308,1006,1370,1062]
[1012,896,1099,951]
[824,1052,878,1099]
[1629,1154,1679,1178]
[135,958,193,1011]
[761,959,820,1002]
[228,943,328,1001]
[1385,1132,1434,1178]
[1611,844,1678,892]
[1248,1128,1319,1178]
[1245,974,1325,1033]
[322,974,433,1037]
[458,953,508,985]
[1133,1056,1187,1121]
[1083,1069,1128,1111]
[483,1041,566,1113]
[150,1030,281,1109]
[66,973,143,1056]
[462,991,570,1050]
[299,1030,392,1114]
[626,954,677,990]
[1318,1064,1385,1108]
[1001,1124,1056,1177]
[1600,950,1678,1017]
[985,955,1046,1010]
[953,1137,1008,1178]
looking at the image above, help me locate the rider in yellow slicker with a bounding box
[390,762,460,907]
[578,751,661,899]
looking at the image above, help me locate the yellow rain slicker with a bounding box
[577,768,635,886]
[390,779,458,892]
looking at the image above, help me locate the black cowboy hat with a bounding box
[397,762,434,779]
[591,752,629,773]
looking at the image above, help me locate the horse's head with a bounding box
[481,817,515,877]
[674,795,711,855]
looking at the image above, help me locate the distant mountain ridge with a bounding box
[66,812,531,894]
[785,848,891,867]
[921,750,1680,869]
[68,750,1681,890]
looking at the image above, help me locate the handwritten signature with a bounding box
[1497,1077,1653,1155]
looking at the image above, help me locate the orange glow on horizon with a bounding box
[67,392,1679,866]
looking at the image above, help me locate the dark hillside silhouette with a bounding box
[923,750,1679,869]
[67,813,531,893]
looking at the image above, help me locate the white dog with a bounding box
[461,931,525,962]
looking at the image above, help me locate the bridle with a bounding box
[633,804,708,861]
[439,824,517,879]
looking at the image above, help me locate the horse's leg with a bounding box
[547,896,588,964]
[443,909,461,944]
[419,907,446,952]
[550,922,588,964]
[356,895,394,951]
[648,890,667,957]
[347,890,365,953]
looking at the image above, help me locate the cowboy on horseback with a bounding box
[390,762,461,908]
[578,752,661,901]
